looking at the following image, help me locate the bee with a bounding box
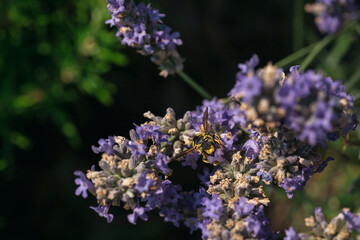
[171,107,225,164]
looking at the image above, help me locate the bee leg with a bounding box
[214,135,225,152]
[218,143,224,152]
[170,148,195,161]
[202,157,210,164]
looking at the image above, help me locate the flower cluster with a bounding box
[76,118,202,226]
[229,55,357,146]
[285,207,360,239]
[305,0,358,34]
[198,194,277,240]
[105,0,183,77]
[256,128,335,198]
[75,55,358,239]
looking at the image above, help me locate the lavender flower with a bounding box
[242,139,260,160]
[234,197,254,217]
[305,0,358,34]
[229,56,286,129]
[229,55,357,146]
[134,171,156,193]
[284,227,300,240]
[198,194,277,239]
[91,136,115,155]
[90,204,114,223]
[278,68,356,146]
[202,193,223,221]
[227,55,357,198]
[127,205,149,224]
[288,207,360,239]
[256,128,333,198]
[74,170,95,198]
[105,0,183,77]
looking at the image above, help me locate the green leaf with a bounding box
[9,132,32,150]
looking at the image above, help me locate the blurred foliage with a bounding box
[0,0,128,176]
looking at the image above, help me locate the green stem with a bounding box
[177,71,212,99]
[299,35,334,71]
[355,22,360,36]
[345,67,360,90]
[275,42,316,68]
[293,0,304,51]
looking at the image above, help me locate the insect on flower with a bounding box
[171,107,225,164]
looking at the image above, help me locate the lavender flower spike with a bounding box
[105,0,183,77]
[305,0,358,34]
[289,207,360,239]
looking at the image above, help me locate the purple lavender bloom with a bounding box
[197,219,212,240]
[90,205,114,223]
[341,112,358,135]
[246,216,262,238]
[315,157,334,173]
[105,0,183,76]
[256,169,273,183]
[143,180,183,210]
[237,54,259,73]
[125,139,147,158]
[284,227,300,240]
[229,75,262,103]
[202,193,223,221]
[91,136,115,155]
[253,205,279,239]
[183,217,199,234]
[135,171,156,193]
[207,148,226,164]
[306,0,358,35]
[278,66,357,146]
[143,180,170,210]
[106,0,126,17]
[298,124,326,146]
[159,207,183,227]
[279,167,315,199]
[154,153,171,175]
[127,206,149,224]
[314,207,327,227]
[133,123,169,145]
[181,151,200,170]
[313,102,334,131]
[317,14,342,34]
[234,197,254,217]
[342,210,360,232]
[249,129,260,138]
[228,107,247,128]
[74,171,94,199]
[197,167,212,187]
[297,207,360,238]
[242,139,260,159]
[327,131,340,141]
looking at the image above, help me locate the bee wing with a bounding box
[170,148,195,161]
[203,107,209,134]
